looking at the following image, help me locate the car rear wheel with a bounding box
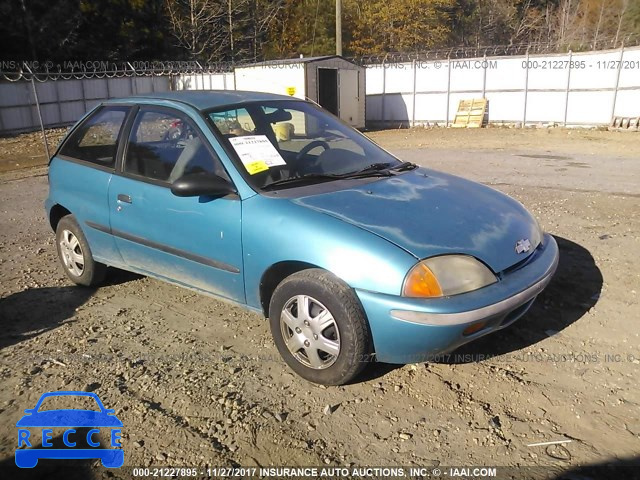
[55,215,106,287]
[269,269,372,385]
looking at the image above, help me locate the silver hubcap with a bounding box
[280,295,340,369]
[59,230,84,277]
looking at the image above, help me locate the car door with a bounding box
[108,105,245,302]
[52,105,132,265]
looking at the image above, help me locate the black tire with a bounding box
[269,269,373,385]
[55,215,106,287]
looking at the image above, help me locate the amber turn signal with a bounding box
[402,262,443,298]
[463,322,487,336]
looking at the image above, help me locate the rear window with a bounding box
[59,106,130,167]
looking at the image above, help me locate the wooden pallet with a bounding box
[452,98,488,128]
[609,116,640,132]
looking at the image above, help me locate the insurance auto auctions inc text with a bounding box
[199,466,497,478]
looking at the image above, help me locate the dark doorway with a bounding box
[318,68,338,116]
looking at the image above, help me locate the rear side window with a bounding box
[59,106,130,167]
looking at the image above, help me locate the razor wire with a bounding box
[0,60,237,82]
[2,35,638,82]
[350,35,640,65]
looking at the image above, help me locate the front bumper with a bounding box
[15,448,124,468]
[356,234,559,364]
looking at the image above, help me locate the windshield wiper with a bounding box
[262,174,339,190]
[354,162,393,172]
[262,161,419,190]
[388,161,418,172]
[263,165,393,190]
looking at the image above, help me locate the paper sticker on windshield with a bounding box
[229,135,286,175]
[244,160,269,175]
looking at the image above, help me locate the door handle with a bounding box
[117,194,132,204]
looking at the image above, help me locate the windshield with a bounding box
[37,395,102,412]
[207,100,401,190]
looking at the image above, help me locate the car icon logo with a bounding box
[515,238,532,254]
[15,391,123,469]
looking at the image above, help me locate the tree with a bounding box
[0,0,176,61]
[245,0,286,61]
[221,0,284,63]
[0,0,85,61]
[548,0,634,49]
[343,0,456,55]
[265,0,336,59]
[622,0,640,42]
[2,0,639,64]
[166,0,227,60]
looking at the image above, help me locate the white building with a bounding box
[234,55,366,128]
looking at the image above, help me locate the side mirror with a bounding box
[171,173,236,198]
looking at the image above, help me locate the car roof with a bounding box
[34,391,104,408]
[37,391,100,400]
[107,90,300,111]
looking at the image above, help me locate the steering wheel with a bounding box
[293,140,330,175]
[295,140,330,162]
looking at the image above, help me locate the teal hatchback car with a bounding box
[46,91,559,385]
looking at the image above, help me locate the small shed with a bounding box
[234,55,365,128]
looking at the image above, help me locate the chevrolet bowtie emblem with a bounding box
[515,238,532,254]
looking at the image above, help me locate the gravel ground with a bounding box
[0,128,639,479]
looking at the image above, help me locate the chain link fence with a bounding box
[0,61,235,83]
[3,36,639,83]
[352,35,640,65]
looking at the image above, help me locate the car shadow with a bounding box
[0,286,95,350]
[4,430,104,479]
[439,235,603,364]
[551,455,640,480]
[102,267,144,287]
[0,266,143,350]
[350,361,402,385]
[0,456,98,480]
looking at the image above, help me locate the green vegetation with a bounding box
[1,0,638,62]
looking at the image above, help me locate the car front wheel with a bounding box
[55,215,106,287]
[269,269,372,385]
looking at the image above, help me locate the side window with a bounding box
[59,106,129,167]
[210,108,256,137]
[124,109,229,184]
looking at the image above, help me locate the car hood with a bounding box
[16,410,123,427]
[292,168,541,273]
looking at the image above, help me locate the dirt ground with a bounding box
[2,126,640,173]
[0,127,639,479]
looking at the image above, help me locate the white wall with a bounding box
[0,76,170,133]
[365,46,640,127]
[172,72,235,91]
[2,47,638,134]
[234,65,306,99]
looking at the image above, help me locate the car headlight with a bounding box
[402,255,497,298]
